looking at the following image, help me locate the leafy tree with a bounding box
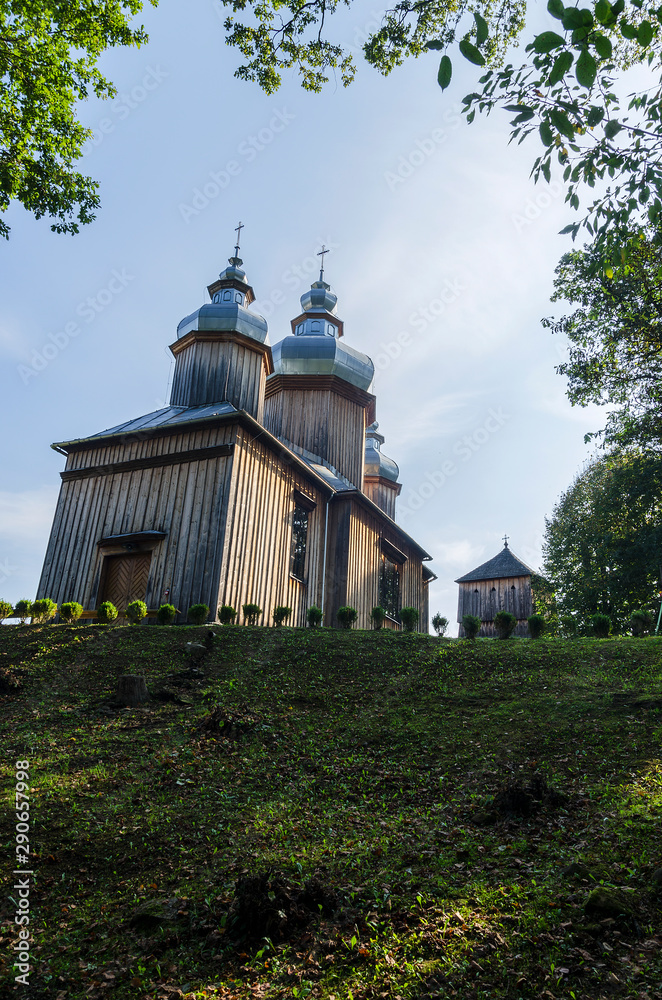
[0,0,156,238]
[431,613,449,636]
[545,226,662,452]
[531,573,560,633]
[542,451,662,631]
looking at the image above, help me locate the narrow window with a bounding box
[235,292,242,303]
[290,504,309,580]
[379,554,400,619]
[223,289,231,301]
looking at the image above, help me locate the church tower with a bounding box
[169,236,271,420]
[363,422,402,519]
[264,262,375,487]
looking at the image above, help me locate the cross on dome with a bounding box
[228,221,244,267]
[317,245,329,281]
[503,533,510,548]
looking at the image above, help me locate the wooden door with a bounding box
[100,553,152,611]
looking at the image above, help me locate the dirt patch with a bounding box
[229,869,340,941]
[198,704,260,739]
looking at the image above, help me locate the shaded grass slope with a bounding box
[1,626,661,1000]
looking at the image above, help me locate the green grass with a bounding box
[1,625,661,1000]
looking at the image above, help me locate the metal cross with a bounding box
[234,221,244,258]
[317,245,329,280]
[503,533,510,548]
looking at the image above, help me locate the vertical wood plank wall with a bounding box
[217,428,327,627]
[169,338,268,422]
[457,576,532,637]
[362,479,398,520]
[37,425,236,614]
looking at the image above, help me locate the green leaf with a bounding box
[540,121,555,146]
[426,40,444,51]
[620,19,637,39]
[594,0,611,23]
[459,38,486,66]
[637,20,654,46]
[586,105,605,127]
[604,119,622,138]
[533,31,566,52]
[547,0,565,19]
[576,47,597,87]
[474,12,489,46]
[549,49,574,85]
[593,33,612,58]
[551,107,576,138]
[562,8,592,29]
[437,54,452,90]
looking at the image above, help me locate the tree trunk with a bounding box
[116,674,149,707]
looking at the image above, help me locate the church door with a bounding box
[100,552,152,611]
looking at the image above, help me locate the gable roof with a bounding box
[455,545,534,583]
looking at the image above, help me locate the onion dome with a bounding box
[176,254,268,344]
[364,422,399,482]
[271,276,374,391]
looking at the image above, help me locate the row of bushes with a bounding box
[457,608,658,639]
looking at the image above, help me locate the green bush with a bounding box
[462,614,481,640]
[400,606,419,632]
[336,606,358,630]
[97,601,118,624]
[0,599,14,622]
[242,603,262,625]
[306,605,323,627]
[218,605,237,625]
[559,614,578,638]
[630,609,652,637]
[60,601,83,624]
[431,613,448,637]
[527,613,546,639]
[371,606,386,629]
[591,612,611,638]
[14,599,32,624]
[494,610,517,640]
[31,598,58,624]
[273,605,292,626]
[126,599,147,624]
[187,604,210,626]
[157,604,178,625]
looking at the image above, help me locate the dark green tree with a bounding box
[542,451,662,631]
[0,0,155,238]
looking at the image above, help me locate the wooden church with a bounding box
[37,241,435,630]
[455,539,533,637]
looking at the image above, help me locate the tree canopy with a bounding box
[0,0,155,238]
[542,450,662,631]
[544,225,662,451]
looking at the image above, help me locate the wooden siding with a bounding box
[169,336,269,421]
[37,424,237,615]
[457,576,532,637]
[217,427,327,627]
[363,478,399,520]
[264,382,369,488]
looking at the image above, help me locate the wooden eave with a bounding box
[363,474,403,497]
[169,330,274,374]
[265,374,376,423]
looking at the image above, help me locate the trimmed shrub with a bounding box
[462,614,481,640]
[157,604,178,625]
[631,610,652,637]
[60,601,83,624]
[126,600,147,624]
[14,599,32,624]
[400,606,419,632]
[218,605,237,625]
[243,603,262,625]
[559,614,578,638]
[273,605,292,627]
[591,612,611,638]
[187,604,210,626]
[97,601,118,624]
[306,605,323,627]
[31,598,58,624]
[371,606,386,629]
[431,613,449,637]
[527,613,546,639]
[494,610,517,640]
[336,606,358,630]
[0,599,14,622]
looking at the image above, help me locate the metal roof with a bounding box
[53,402,238,449]
[455,545,534,583]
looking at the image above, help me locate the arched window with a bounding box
[235,292,242,303]
[223,290,231,301]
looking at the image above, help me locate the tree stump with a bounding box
[116,674,149,707]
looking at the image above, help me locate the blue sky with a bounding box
[0,0,607,631]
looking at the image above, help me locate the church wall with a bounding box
[362,478,398,520]
[217,428,328,627]
[169,337,268,421]
[37,424,236,615]
[264,385,367,488]
[457,576,533,636]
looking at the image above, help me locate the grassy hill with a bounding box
[1,625,661,1000]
